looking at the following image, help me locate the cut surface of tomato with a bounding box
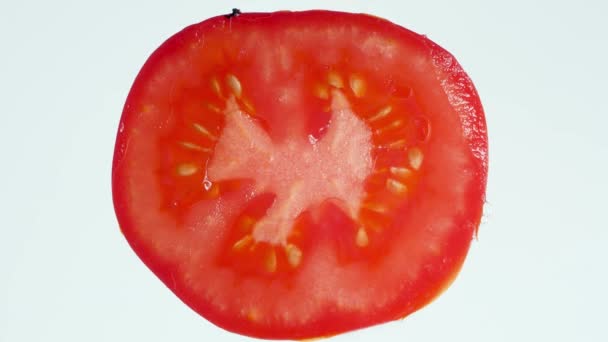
[112,10,488,340]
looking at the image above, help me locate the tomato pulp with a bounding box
[112,10,488,340]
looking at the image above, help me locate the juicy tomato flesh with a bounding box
[112,10,488,340]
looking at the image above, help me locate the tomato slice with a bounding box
[112,10,488,340]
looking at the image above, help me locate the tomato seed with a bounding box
[210,77,222,97]
[233,235,254,251]
[206,103,221,113]
[386,179,408,195]
[265,249,277,273]
[176,163,198,176]
[226,74,242,98]
[193,123,217,141]
[379,139,407,150]
[179,141,211,152]
[285,244,303,268]
[408,147,424,170]
[375,120,404,136]
[389,166,413,178]
[362,202,388,214]
[356,227,369,247]
[315,84,329,99]
[328,71,344,89]
[368,105,392,123]
[349,75,366,97]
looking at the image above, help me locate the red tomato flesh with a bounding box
[112,10,488,340]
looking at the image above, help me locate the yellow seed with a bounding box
[356,227,369,247]
[372,168,389,175]
[368,105,392,122]
[176,163,198,176]
[233,235,254,251]
[226,74,242,98]
[206,103,221,113]
[328,71,344,88]
[390,166,413,178]
[179,141,210,152]
[193,123,217,140]
[375,120,404,135]
[376,139,407,150]
[210,77,222,97]
[284,244,303,268]
[418,117,432,142]
[315,84,329,99]
[241,98,256,114]
[408,147,424,170]
[265,249,277,273]
[362,202,388,214]
[386,179,408,195]
[349,75,366,97]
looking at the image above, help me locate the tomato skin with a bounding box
[112,10,487,340]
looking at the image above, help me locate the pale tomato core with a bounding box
[208,92,372,245]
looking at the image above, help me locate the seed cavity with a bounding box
[176,163,198,176]
[349,75,366,97]
[284,244,303,268]
[233,235,254,251]
[328,71,344,89]
[265,249,277,273]
[226,74,242,98]
[356,227,369,247]
[408,147,424,170]
[386,179,408,195]
[193,123,217,140]
[368,105,392,123]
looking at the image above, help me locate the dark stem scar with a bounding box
[225,8,241,19]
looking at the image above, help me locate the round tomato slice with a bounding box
[112,10,488,340]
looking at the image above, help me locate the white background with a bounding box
[1,0,607,341]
